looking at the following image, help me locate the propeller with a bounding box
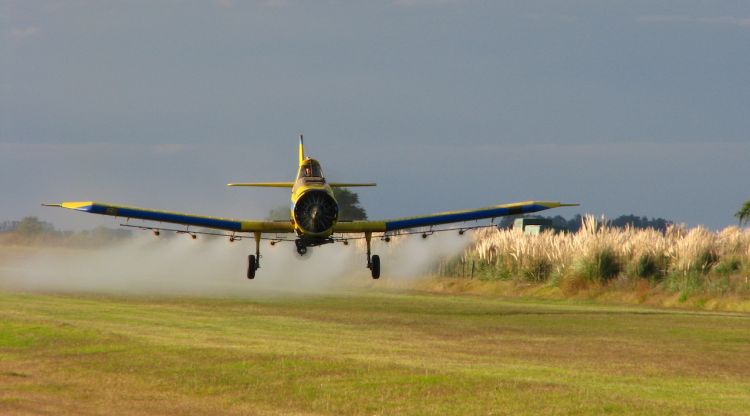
[294,191,338,233]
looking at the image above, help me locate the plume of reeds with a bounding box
[667,227,718,275]
[464,216,750,286]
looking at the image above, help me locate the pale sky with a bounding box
[2,1,749,230]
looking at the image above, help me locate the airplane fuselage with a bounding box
[290,157,342,245]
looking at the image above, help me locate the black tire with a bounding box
[247,255,257,280]
[371,255,380,279]
[295,240,308,256]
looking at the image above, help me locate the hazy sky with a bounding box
[2,0,749,230]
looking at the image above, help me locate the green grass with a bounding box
[1,290,749,415]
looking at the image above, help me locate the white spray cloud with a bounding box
[372,231,471,279]
[0,230,472,297]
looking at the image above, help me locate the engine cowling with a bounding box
[293,190,338,234]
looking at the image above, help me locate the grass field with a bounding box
[1,290,749,415]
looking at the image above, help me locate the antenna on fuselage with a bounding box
[299,134,305,165]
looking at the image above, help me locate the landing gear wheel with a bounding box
[370,255,380,279]
[247,255,257,279]
[295,239,308,256]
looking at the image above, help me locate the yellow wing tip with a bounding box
[42,201,95,210]
[538,202,580,208]
[61,201,95,210]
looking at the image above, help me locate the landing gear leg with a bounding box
[365,232,380,279]
[247,232,261,280]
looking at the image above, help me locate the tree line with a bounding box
[497,214,673,232]
[0,217,131,246]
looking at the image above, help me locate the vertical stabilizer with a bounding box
[299,134,305,165]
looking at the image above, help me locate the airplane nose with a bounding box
[293,190,338,233]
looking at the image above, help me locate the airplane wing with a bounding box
[329,183,377,187]
[226,182,376,188]
[42,201,294,233]
[226,182,294,188]
[333,201,578,233]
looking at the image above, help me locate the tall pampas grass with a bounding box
[454,216,750,295]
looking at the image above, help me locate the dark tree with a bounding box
[332,188,367,221]
[266,206,291,221]
[736,200,750,227]
[0,220,20,233]
[15,217,55,236]
[609,215,671,232]
[495,213,670,233]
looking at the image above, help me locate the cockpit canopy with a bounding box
[298,159,324,180]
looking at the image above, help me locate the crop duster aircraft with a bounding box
[44,136,577,279]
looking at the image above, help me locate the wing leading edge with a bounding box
[43,202,294,233]
[226,182,376,187]
[226,182,295,188]
[333,201,578,233]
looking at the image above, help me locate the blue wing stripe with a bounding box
[384,204,547,231]
[77,203,243,231]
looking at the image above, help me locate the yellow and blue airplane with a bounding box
[44,136,577,279]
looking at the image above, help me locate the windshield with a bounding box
[299,160,323,179]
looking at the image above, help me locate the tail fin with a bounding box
[298,134,305,165]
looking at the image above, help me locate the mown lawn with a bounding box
[1,290,749,415]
